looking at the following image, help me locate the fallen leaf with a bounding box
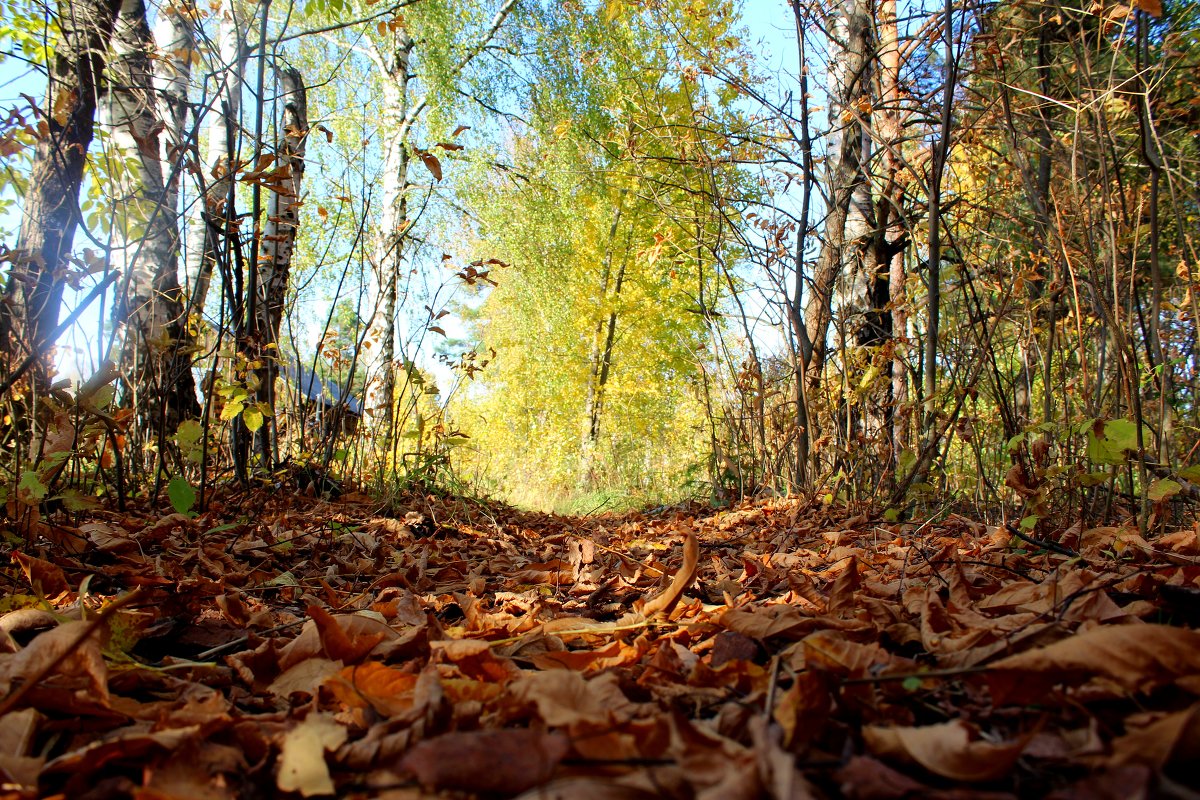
[12,552,71,597]
[307,605,385,663]
[986,624,1200,704]
[325,661,419,717]
[510,670,639,726]
[399,728,568,793]
[276,713,347,797]
[1106,703,1200,770]
[0,620,109,703]
[864,719,1032,782]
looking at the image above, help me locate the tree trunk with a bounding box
[923,0,958,445]
[255,67,308,462]
[372,25,415,469]
[582,191,626,477]
[0,0,123,382]
[367,0,516,473]
[803,0,872,378]
[877,0,910,466]
[183,0,244,318]
[104,0,199,456]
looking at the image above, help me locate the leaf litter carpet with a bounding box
[3,489,1200,799]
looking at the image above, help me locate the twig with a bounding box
[840,664,990,685]
[1003,522,1079,558]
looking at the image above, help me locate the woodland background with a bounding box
[0,0,1198,527]
[3,1,1200,796]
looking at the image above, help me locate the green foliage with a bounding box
[167,476,196,516]
[173,420,205,465]
[435,0,753,508]
[17,470,48,503]
[1086,419,1143,466]
[0,0,55,65]
[1147,479,1182,503]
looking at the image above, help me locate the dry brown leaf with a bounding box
[802,628,908,677]
[42,725,201,795]
[530,639,641,672]
[143,740,245,800]
[325,661,419,717]
[1106,703,1200,770]
[12,551,71,598]
[511,777,662,800]
[836,754,932,800]
[986,624,1200,704]
[0,620,109,703]
[510,670,639,727]
[0,707,42,789]
[268,657,342,699]
[722,605,870,641]
[307,604,385,663]
[773,670,831,751]
[863,719,1032,782]
[279,612,400,670]
[641,528,699,618]
[419,151,442,181]
[432,637,522,682]
[81,522,137,552]
[399,728,568,794]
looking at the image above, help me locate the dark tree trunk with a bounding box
[0,0,123,382]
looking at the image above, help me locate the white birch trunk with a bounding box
[103,0,199,432]
[184,0,245,316]
[803,0,872,374]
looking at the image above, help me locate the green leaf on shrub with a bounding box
[17,471,48,502]
[1087,418,1140,465]
[168,476,196,516]
[1147,479,1182,502]
[243,406,264,432]
[174,419,204,464]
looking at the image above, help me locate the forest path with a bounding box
[4,486,1197,797]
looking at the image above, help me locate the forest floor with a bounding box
[2,485,1200,799]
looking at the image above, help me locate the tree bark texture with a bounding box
[803,0,872,377]
[104,0,199,438]
[254,67,308,455]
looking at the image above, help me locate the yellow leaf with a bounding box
[276,713,347,797]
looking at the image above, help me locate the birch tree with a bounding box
[183,0,245,319]
[802,0,873,379]
[103,0,200,453]
[364,0,517,466]
[252,67,308,461]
